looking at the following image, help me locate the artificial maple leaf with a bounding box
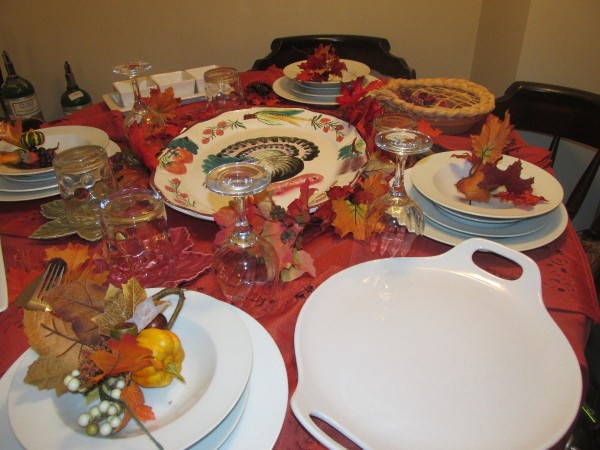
[456,168,491,203]
[23,310,84,394]
[89,334,154,382]
[286,179,315,225]
[417,119,443,138]
[281,248,316,282]
[0,118,23,146]
[92,279,147,336]
[356,173,389,204]
[493,189,547,206]
[117,382,155,431]
[297,44,347,82]
[331,198,368,240]
[43,280,105,346]
[45,243,89,277]
[128,122,164,170]
[470,112,513,166]
[145,87,180,122]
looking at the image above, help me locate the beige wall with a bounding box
[1,0,482,122]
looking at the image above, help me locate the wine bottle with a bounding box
[1,50,45,129]
[0,66,8,120]
[61,61,92,115]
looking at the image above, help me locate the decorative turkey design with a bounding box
[214,136,320,182]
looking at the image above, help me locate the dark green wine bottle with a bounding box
[0,65,9,120]
[61,61,92,115]
[1,50,45,129]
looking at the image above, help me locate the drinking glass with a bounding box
[365,128,433,257]
[100,188,174,287]
[52,145,116,229]
[204,67,244,113]
[206,162,279,315]
[113,61,165,140]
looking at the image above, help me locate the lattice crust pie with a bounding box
[372,78,495,125]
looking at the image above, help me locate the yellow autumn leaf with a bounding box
[331,198,368,240]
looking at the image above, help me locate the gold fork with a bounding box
[19,258,67,311]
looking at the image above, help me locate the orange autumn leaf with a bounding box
[456,169,491,203]
[0,118,23,146]
[146,87,179,122]
[470,112,513,165]
[45,243,89,273]
[359,173,389,203]
[417,119,443,138]
[331,198,368,240]
[117,382,155,431]
[89,334,154,382]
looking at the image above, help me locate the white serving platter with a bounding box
[292,238,581,450]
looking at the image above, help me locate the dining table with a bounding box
[1,66,599,450]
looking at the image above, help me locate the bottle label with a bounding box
[4,94,44,120]
[68,90,85,101]
[63,104,91,115]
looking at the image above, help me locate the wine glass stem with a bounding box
[230,196,257,248]
[390,154,408,197]
[130,75,144,109]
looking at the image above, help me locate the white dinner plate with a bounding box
[152,107,367,220]
[0,141,120,202]
[292,238,581,450]
[283,59,370,86]
[273,77,340,106]
[0,126,110,176]
[0,173,57,193]
[411,151,564,220]
[1,293,288,450]
[407,170,551,238]
[406,171,568,251]
[8,291,253,450]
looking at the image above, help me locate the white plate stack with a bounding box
[407,151,569,251]
[272,59,372,106]
[3,290,288,449]
[0,126,118,202]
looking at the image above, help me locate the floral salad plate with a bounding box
[152,108,367,220]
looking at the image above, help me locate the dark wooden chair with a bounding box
[493,81,600,219]
[251,35,416,79]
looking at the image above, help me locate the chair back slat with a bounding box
[493,81,600,219]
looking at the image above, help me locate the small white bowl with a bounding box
[112,77,157,108]
[151,71,195,98]
[185,65,219,96]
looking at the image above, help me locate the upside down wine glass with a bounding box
[365,128,433,257]
[112,61,164,141]
[206,162,280,316]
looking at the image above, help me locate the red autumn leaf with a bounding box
[117,382,155,431]
[417,119,443,138]
[0,118,23,146]
[297,44,347,82]
[493,189,547,206]
[128,122,164,170]
[286,179,315,225]
[89,334,153,382]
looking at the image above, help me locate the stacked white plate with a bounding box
[407,151,568,251]
[0,126,118,202]
[272,59,371,106]
[3,290,288,449]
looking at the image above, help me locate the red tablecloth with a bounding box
[1,70,599,449]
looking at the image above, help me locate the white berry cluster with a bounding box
[63,371,126,437]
